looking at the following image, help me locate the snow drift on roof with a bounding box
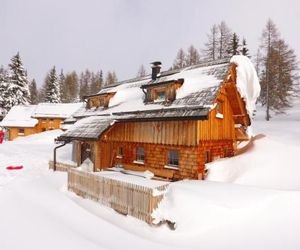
[32,103,84,118]
[230,55,261,116]
[0,105,38,128]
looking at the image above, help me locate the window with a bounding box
[117,146,123,158]
[42,119,46,124]
[204,151,211,164]
[216,101,224,119]
[18,129,25,135]
[168,150,179,167]
[156,91,166,101]
[136,147,145,163]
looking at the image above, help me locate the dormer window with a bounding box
[155,90,166,102]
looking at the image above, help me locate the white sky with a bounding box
[1,0,299,85]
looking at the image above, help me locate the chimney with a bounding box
[151,61,162,80]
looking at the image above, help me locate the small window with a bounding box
[156,91,166,101]
[136,147,145,162]
[117,146,123,158]
[204,151,211,164]
[168,150,179,167]
[18,129,25,135]
[42,119,46,124]
[216,101,224,114]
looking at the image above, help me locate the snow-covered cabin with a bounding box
[0,103,83,140]
[57,56,260,180]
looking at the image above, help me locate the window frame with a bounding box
[136,147,145,163]
[117,146,123,159]
[166,150,179,168]
[18,128,25,136]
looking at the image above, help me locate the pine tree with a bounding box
[185,45,200,66]
[259,19,299,119]
[105,71,118,85]
[44,66,60,103]
[0,66,9,112]
[228,33,240,56]
[58,70,67,103]
[240,38,250,57]
[29,79,39,104]
[137,65,147,77]
[172,48,187,69]
[218,21,232,59]
[7,52,30,107]
[203,24,219,60]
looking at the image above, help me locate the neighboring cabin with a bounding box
[57,56,259,180]
[0,103,82,141]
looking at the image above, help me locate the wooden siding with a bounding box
[105,120,198,146]
[68,168,169,224]
[8,127,37,141]
[36,118,63,132]
[197,85,235,141]
[87,93,115,109]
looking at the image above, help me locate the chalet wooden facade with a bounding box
[0,103,82,140]
[58,57,254,180]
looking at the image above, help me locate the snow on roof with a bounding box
[0,105,38,128]
[32,103,84,118]
[230,56,261,117]
[59,116,115,140]
[73,60,229,119]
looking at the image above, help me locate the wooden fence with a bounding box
[49,161,77,172]
[68,168,169,224]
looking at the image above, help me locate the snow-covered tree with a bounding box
[44,66,60,103]
[7,52,30,107]
[218,21,232,59]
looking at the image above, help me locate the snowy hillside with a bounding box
[0,100,300,250]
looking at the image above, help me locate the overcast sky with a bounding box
[1,0,299,85]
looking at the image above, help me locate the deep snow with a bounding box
[0,100,300,250]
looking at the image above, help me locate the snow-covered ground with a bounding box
[0,100,300,250]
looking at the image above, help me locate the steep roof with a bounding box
[72,59,230,119]
[32,103,84,118]
[0,105,38,128]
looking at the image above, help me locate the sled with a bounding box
[6,165,23,170]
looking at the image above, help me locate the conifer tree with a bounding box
[172,48,187,69]
[228,33,240,56]
[240,38,250,57]
[203,24,219,60]
[7,52,30,107]
[259,19,299,119]
[79,70,91,99]
[29,79,39,104]
[44,66,60,103]
[58,70,67,103]
[218,21,232,59]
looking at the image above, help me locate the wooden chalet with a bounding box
[57,58,253,180]
[0,103,82,140]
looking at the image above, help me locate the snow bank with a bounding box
[206,134,300,190]
[230,55,261,116]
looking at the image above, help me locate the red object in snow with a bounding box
[0,131,4,144]
[6,166,23,170]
